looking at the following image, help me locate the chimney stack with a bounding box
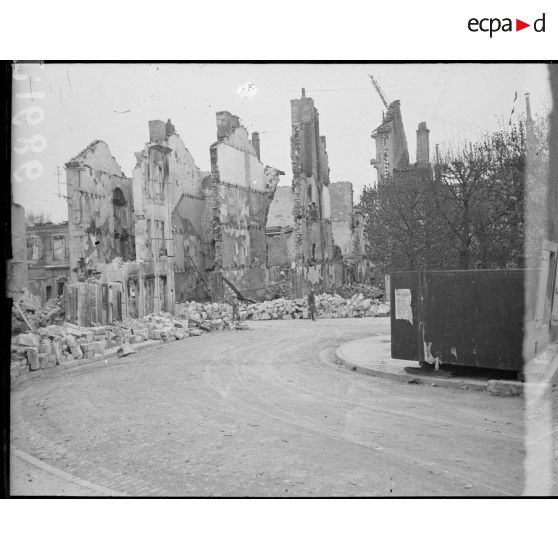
[251,132,261,161]
[416,121,430,165]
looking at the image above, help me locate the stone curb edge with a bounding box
[11,448,125,497]
[334,344,523,395]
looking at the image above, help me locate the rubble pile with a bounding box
[175,301,249,333]
[10,322,129,379]
[10,309,248,382]
[240,293,390,321]
[334,283,384,300]
[11,295,65,334]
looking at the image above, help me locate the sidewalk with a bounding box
[335,334,525,395]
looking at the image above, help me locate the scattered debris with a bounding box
[10,307,247,382]
[10,290,388,383]
[239,293,390,321]
[334,283,384,300]
[175,302,251,331]
[117,345,136,358]
[11,294,65,334]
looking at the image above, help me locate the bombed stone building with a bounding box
[266,185,296,268]
[26,221,70,304]
[64,140,138,323]
[209,111,282,298]
[329,181,356,257]
[329,181,370,283]
[267,89,334,270]
[65,140,135,281]
[265,89,356,296]
[370,100,410,185]
[290,89,334,264]
[59,113,286,322]
[370,96,433,184]
[14,90,367,326]
[132,118,214,309]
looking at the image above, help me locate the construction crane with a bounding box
[369,75,390,109]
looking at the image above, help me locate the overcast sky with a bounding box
[12,63,551,223]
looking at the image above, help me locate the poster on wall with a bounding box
[394,288,413,324]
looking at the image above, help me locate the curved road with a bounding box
[11,317,525,496]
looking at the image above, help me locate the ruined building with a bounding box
[65,140,135,281]
[266,185,296,267]
[210,111,283,298]
[53,93,359,325]
[266,89,346,295]
[370,100,410,185]
[290,89,334,264]
[64,140,137,323]
[132,119,214,308]
[329,181,371,283]
[370,95,433,188]
[329,181,356,257]
[61,114,285,322]
[211,110,269,270]
[26,221,70,303]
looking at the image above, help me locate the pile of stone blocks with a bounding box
[11,323,126,374]
[11,294,65,335]
[174,303,250,333]
[10,306,250,382]
[240,293,390,321]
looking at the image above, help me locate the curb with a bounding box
[11,448,124,497]
[334,342,522,395]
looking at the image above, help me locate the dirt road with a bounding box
[11,317,525,496]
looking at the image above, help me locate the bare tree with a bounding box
[360,169,450,275]
[359,116,546,274]
[433,121,527,269]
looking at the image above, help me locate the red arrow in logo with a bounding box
[516,19,531,31]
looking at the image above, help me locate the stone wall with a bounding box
[133,120,215,304]
[210,113,270,271]
[132,119,214,310]
[329,181,354,256]
[266,185,295,267]
[290,261,344,299]
[289,90,335,268]
[93,258,174,319]
[65,140,135,281]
